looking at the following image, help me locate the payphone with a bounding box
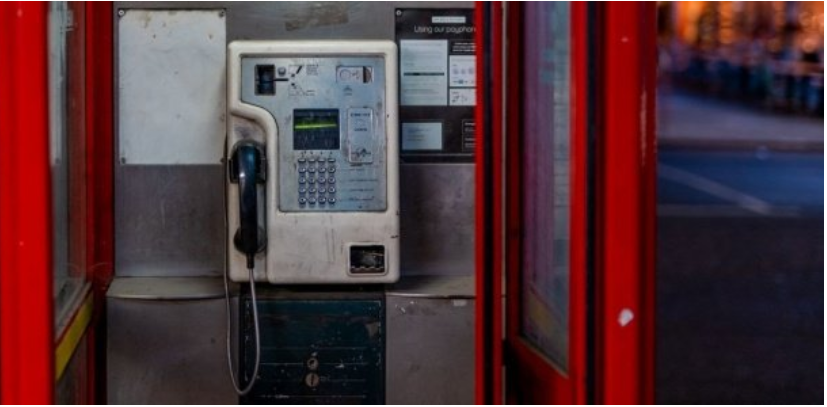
[226,41,400,285]
[224,41,400,396]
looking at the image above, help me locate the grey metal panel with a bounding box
[114,2,474,279]
[386,293,475,404]
[118,9,227,165]
[387,275,474,298]
[116,2,472,41]
[115,165,225,277]
[107,293,238,404]
[400,163,475,276]
[107,276,231,300]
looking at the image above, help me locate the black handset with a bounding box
[228,140,267,269]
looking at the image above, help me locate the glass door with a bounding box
[503,2,589,404]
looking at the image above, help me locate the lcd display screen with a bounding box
[293,109,340,150]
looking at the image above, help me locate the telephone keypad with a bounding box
[297,156,340,206]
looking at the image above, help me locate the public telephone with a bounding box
[223,41,400,396]
[226,41,400,284]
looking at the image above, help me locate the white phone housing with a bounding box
[226,41,400,284]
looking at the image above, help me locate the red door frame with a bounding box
[500,2,590,404]
[597,3,657,404]
[474,2,504,404]
[0,2,114,403]
[84,2,115,403]
[477,2,657,404]
[0,2,55,404]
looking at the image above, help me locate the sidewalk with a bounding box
[657,90,824,151]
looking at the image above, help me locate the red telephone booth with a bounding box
[474,2,656,404]
[0,2,655,404]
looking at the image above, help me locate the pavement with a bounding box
[655,92,824,404]
[658,91,824,152]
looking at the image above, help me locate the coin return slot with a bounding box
[349,245,385,274]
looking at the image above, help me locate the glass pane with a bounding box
[49,1,87,329]
[519,2,571,372]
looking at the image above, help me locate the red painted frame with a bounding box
[84,2,114,403]
[497,2,656,404]
[0,2,55,404]
[474,2,504,404]
[597,3,657,404]
[502,2,589,404]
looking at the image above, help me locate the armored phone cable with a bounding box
[224,263,261,396]
[223,141,262,396]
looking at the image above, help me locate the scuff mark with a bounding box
[618,308,634,327]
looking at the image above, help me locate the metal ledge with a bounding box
[106,276,234,300]
[386,275,475,299]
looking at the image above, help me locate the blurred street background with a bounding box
[654,2,823,404]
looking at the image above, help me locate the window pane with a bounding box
[519,1,571,372]
[50,1,87,329]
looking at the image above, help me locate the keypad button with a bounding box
[299,197,307,205]
[299,177,306,184]
[309,187,317,193]
[328,157,336,163]
[308,167,316,173]
[298,157,306,164]
[308,157,316,163]
[328,187,336,194]
[319,197,327,204]
[308,176,315,184]
[328,166,336,173]
[298,167,306,173]
[299,187,307,194]
[328,197,336,204]
[308,197,317,204]
[317,177,326,184]
[319,187,326,194]
[318,167,326,173]
[328,177,335,184]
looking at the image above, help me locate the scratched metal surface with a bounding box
[110,2,475,405]
[106,292,239,404]
[240,288,385,404]
[114,1,474,278]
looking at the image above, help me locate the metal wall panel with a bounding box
[115,166,225,277]
[106,278,237,404]
[111,3,475,405]
[118,9,226,165]
[114,1,474,279]
[386,276,475,404]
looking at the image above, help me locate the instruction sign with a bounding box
[396,8,476,163]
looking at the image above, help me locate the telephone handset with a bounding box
[228,141,266,269]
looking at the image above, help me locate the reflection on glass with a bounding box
[49,1,87,330]
[519,2,571,372]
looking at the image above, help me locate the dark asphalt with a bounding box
[656,147,824,404]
